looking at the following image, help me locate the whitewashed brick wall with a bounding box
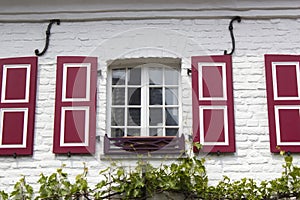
[0,0,300,191]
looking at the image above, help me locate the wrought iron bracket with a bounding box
[35,19,60,56]
[224,16,241,55]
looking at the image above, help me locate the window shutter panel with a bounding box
[53,56,97,154]
[265,55,300,153]
[192,55,235,153]
[0,57,37,156]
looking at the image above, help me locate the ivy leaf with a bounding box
[193,142,202,150]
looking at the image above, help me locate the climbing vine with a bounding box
[0,150,299,199]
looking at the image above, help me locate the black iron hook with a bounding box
[35,19,60,56]
[224,16,241,55]
[187,69,192,76]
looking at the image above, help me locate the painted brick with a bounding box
[0,2,299,192]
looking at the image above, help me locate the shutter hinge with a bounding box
[187,69,192,76]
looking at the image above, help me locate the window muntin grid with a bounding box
[109,63,180,137]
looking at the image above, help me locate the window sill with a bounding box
[103,134,185,155]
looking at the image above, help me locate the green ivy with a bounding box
[1,150,300,199]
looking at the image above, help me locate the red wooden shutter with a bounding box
[53,56,97,154]
[192,55,235,153]
[0,57,37,156]
[265,55,300,153]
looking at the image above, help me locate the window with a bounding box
[265,55,300,153]
[108,58,181,138]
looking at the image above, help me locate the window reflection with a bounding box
[149,68,163,85]
[150,88,162,105]
[128,88,141,105]
[112,69,125,85]
[149,108,163,126]
[112,88,125,105]
[166,108,178,126]
[165,88,178,105]
[128,68,141,85]
[128,108,141,126]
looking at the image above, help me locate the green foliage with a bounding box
[2,151,300,199]
[10,176,33,200]
[0,190,8,200]
[35,165,71,200]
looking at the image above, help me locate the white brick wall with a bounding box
[0,0,300,191]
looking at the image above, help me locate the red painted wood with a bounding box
[203,109,225,143]
[278,109,300,142]
[66,67,87,99]
[2,112,25,145]
[192,55,235,153]
[53,56,97,154]
[265,55,300,152]
[202,66,224,98]
[276,65,298,97]
[5,68,27,100]
[64,110,86,143]
[0,57,37,156]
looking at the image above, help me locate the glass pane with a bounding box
[149,68,163,85]
[111,128,124,137]
[165,68,178,85]
[112,88,125,105]
[166,108,178,126]
[150,88,162,105]
[165,88,178,105]
[149,108,163,126]
[128,68,141,85]
[128,108,141,126]
[166,128,178,136]
[128,88,141,105]
[111,108,124,126]
[112,69,125,85]
[150,128,163,136]
[127,128,141,136]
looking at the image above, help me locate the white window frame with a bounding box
[1,64,31,103]
[0,108,28,148]
[272,62,300,100]
[62,63,91,102]
[198,62,227,101]
[107,58,182,137]
[274,105,300,146]
[60,106,90,147]
[199,106,229,146]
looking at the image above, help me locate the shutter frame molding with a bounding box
[0,57,38,156]
[53,56,97,154]
[192,55,235,153]
[265,54,300,153]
